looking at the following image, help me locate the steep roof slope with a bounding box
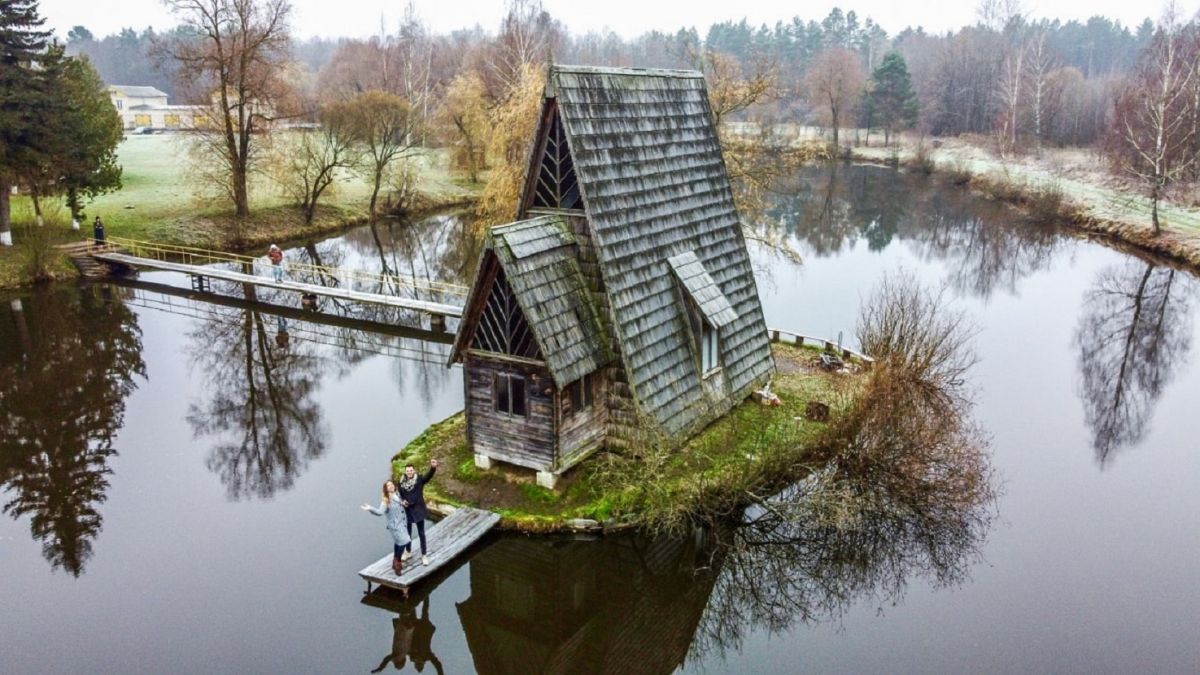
[548,65,774,434]
[450,215,611,386]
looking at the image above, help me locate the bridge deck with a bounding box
[358,507,500,594]
[94,251,464,317]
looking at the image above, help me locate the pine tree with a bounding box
[0,0,52,245]
[866,52,919,146]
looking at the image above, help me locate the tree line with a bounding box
[2,0,1196,247]
[0,0,122,245]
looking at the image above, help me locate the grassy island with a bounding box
[392,342,864,533]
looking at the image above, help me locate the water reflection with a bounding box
[0,287,146,575]
[772,164,1064,299]
[185,284,333,501]
[1075,261,1195,465]
[454,537,715,675]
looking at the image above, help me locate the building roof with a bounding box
[108,85,168,99]
[544,64,775,434]
[450,215,611,386]
[667,251,738,328]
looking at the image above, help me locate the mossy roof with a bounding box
[545,65,776,434]
[450,215,611,387]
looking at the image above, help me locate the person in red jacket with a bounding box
[267,244,284,282]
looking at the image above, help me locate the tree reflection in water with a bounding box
[0,286,145,575]
[1075,261,1195,465]
[774,164,1064,300]
[185,286,333,500]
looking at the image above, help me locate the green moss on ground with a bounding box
[391,342,860,532]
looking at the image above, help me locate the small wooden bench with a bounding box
[358,506,500,595]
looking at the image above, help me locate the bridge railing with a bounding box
[99,236,470,301]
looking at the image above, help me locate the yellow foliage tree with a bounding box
[438,70,490,183]
[475,63,545,229]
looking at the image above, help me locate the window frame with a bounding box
[492,372,528,418]
[700,320,720,375]
[568,372,594,416]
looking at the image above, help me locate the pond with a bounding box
[2,164,1198,674]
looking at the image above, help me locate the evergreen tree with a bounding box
[866,51,919,146]
[0,0,52,245]
[25,48,123,226]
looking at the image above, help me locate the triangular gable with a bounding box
[449,216,612,386]
[459,254,544,361]
[522,100,583,212]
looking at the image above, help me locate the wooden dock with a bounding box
[358,507,500,595]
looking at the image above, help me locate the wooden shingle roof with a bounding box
[548,65,775,434]
[667,251,738,328]
[450,215,611,387]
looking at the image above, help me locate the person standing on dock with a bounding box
[362,481,412,576]
[398,459,438,566]
[267,244,284,282]
[92,216,105,249]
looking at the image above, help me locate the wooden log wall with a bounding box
[464,352,557,471]
[557,372,608,470]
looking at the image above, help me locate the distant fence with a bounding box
[768,327,874,366]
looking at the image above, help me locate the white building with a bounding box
[107,85,203,130]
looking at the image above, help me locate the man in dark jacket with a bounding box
[398,459,437,565]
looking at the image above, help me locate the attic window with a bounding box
[471,266,542,360]
[531,109,582,210]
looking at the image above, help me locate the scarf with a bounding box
[398,473,418,493]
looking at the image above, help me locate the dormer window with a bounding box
[667,251,738,378]
[700,321,719,373]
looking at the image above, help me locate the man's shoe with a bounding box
[401,550,412,561]
[422,555,430,566]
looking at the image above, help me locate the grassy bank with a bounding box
[391,343,862,533]
[849,137,1200,269]
[0,134,482,289]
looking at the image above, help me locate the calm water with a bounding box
[2,165,1198,674]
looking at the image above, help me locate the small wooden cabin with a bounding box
[449,65,775,486]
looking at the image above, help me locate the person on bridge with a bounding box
[362,480,412,576]
[92,216,105,249]
[399,459,438,566]
[267,244,284,282]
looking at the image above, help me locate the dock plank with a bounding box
[358,507,500,592]
[93,252,463,317]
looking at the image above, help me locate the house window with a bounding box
[700,321,720,373]
[493,373,527,417]
[115,99,123,110]
[568,373,594,414]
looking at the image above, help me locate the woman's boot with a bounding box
[392,555,403,576]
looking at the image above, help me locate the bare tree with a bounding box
[995,29,1027,153]
[491,0,563,91]
[1109,10,1197,234]
[1025,29,1059,153]
[804,47,866,150]
[272,110,356,224]
[160,0,293,219]
[328,91,421,220]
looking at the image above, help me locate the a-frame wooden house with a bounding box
[449,65,775,487]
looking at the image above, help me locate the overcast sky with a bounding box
[40,0,1159,41]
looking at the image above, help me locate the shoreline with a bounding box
[0,193,479,292]
[394,342,862,535]
[847,143,1200,271]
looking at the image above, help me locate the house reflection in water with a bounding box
[456,535,716,675]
